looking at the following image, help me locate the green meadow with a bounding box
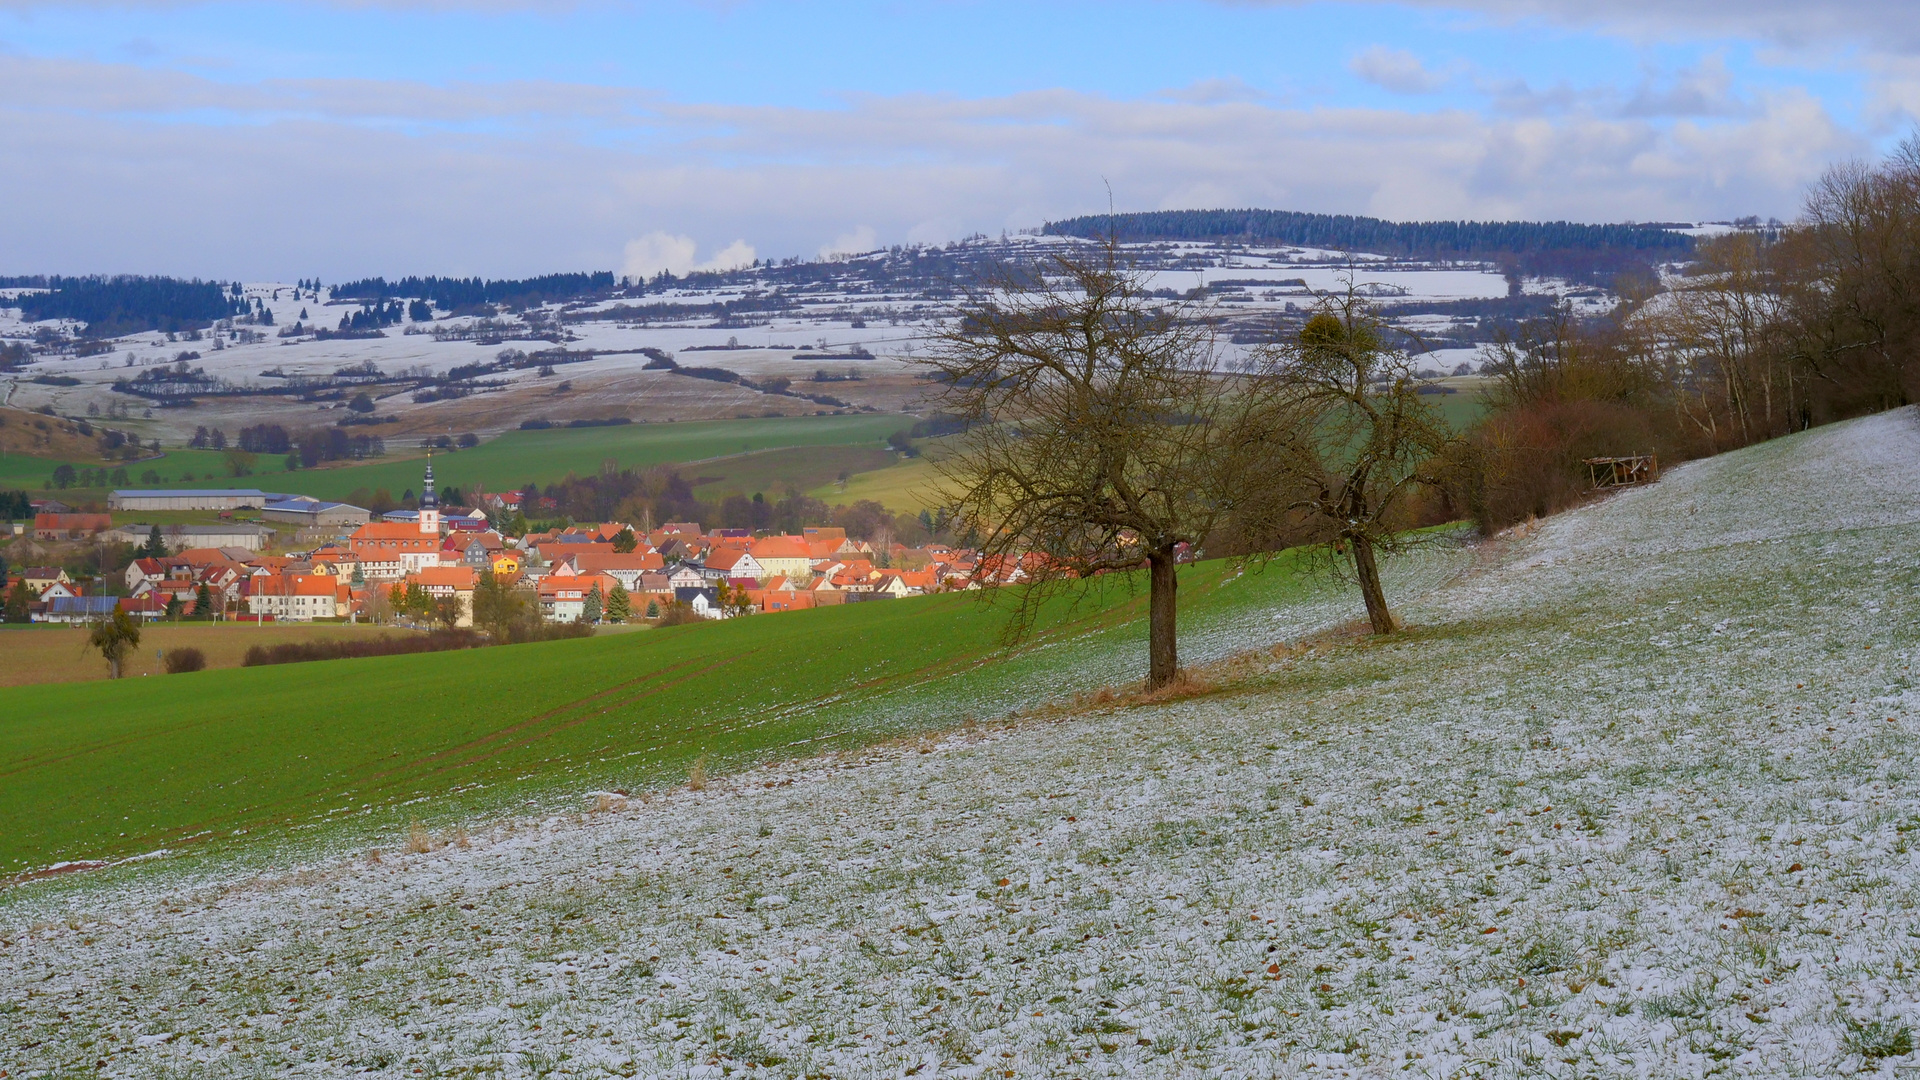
[1,413,906,507]
[0,549,1367,875]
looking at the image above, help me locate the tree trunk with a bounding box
[1147,551,1179,690]
[1350,535,1397,634]
[107,654,120,680]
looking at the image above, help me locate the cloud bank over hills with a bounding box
[0,0,1907,278]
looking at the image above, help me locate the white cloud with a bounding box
[1350,46,1452,95]
[1621,54,1747,117]
[819,225,876,259]
[621,233,755,278]
[700,239,756,272]
[1866,54,1920,127]
[1159,77,1269,105]
[1239,0,1920,53]
[621,232,698,279]
[0,52,1871,279]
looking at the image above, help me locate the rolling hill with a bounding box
[4,409,1917,1076]
[0,541,1463,875]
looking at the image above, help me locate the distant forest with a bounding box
[332,272,617,311]
[0,275,244,336]
[1043,210,1696,283]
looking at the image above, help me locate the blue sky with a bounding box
[0,0,1913,278]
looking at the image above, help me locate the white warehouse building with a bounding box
[109,489,282,512]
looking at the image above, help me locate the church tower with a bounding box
[419,453,440,535]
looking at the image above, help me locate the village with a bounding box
[3,458,998,629]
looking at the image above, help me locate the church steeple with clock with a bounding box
[419,453,440,535]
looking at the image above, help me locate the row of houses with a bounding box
[10,466,1013,627]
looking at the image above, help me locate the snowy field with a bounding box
[6,410,1918,1077]
[0,235,1598,437]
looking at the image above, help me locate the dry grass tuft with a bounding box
[404,822,433,855]
[451,826,471,849]
[589,791,629,814]
[688,756,708,792]
[1137,668,1216,704]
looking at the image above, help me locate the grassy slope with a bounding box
[0,623,430,687]
[813,453,941,514]
[7,413,1917,1077]
[812,390,1494,517]
[0,414,905,505]
[689,444,897,503]
[0,545,1426,873]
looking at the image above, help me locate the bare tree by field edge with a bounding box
[919,238,1278,691]
[1241,283,1457,635]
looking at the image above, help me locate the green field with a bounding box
[690,444,898,504]
[2,393,1489,519]
[0,414,906,508]
[807,389,1491,517]
[0,547,1393,874]
[812,453,943,514]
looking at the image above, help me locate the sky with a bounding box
[1,0,1916,280]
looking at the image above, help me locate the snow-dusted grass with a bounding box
[6,410,1920,1078]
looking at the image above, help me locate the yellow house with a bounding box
[748,535,814,580]
[492,552,521,576]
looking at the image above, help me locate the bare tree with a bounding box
[1245,290,1454,634]
[923,242,1271,689]
[1785,139,1920,415]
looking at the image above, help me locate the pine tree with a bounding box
[612,527,637,553]
[606,583,630,623]
[142,524,166,559]
[582,584,603,624]
[404,582,430,620]
[193,582,214,619]
[645,598,660,619]
[164,593,182,621]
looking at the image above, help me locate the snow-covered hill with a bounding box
[6,409,1917,1077]
[0,237,1604,442]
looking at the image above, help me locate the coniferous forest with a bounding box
[0,276,245,336]
[330,272,617,311]
[1043,209,1697,283]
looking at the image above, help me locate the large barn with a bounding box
[108,489,280,512]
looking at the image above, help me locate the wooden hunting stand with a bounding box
[1584,455,1659,490]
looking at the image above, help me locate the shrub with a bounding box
[1460,398,1694,531]
[658,602,703,626]
[242,629,486,667]
[164,647,207,674]
[503,620,594,644]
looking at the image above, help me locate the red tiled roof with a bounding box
[569,550,664,572]
[34,513,112,531]
[353,522,439,542]
[413,566,477,590]
[749,535,812,559]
